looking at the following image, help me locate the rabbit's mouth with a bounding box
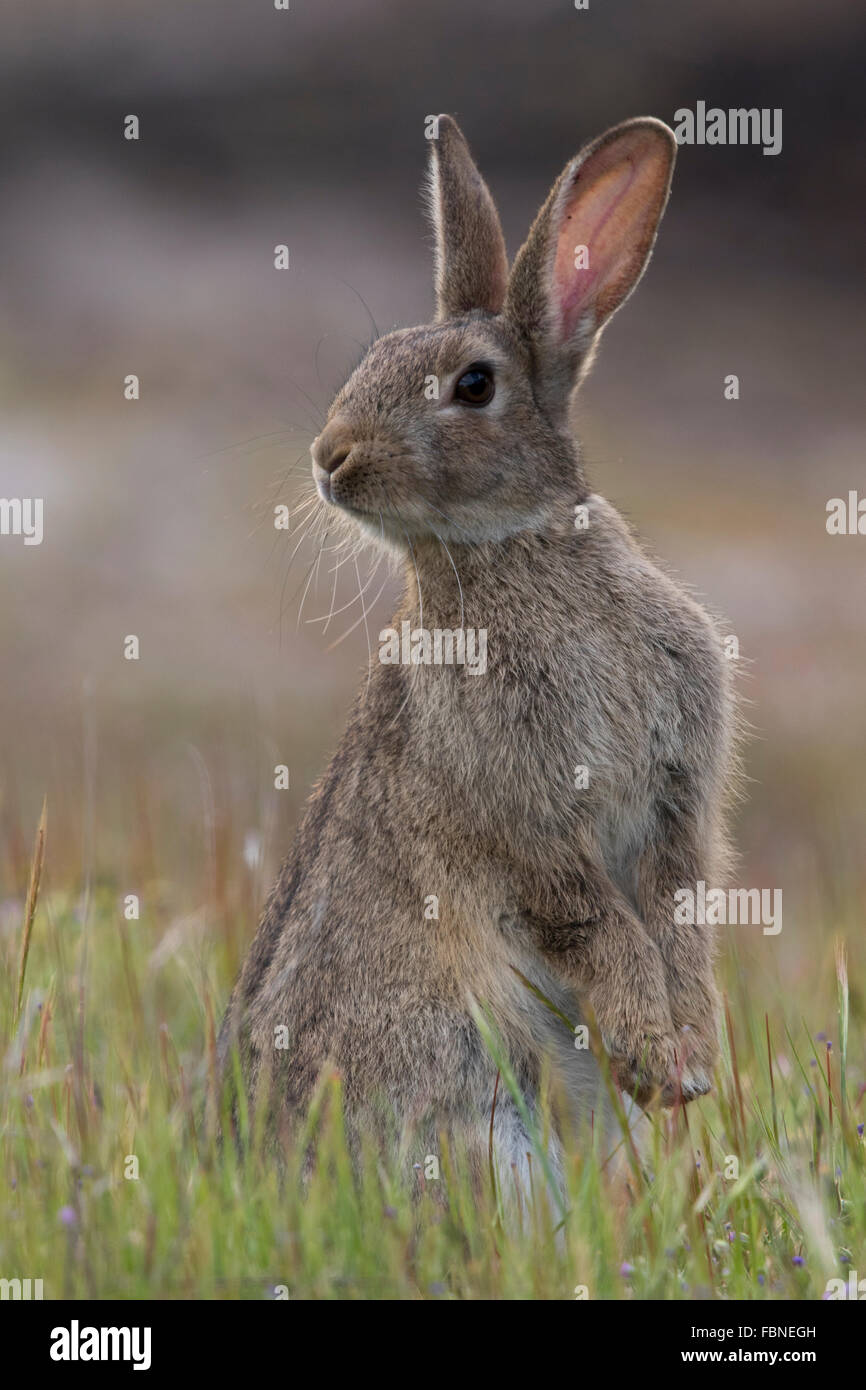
[315,480,368,520]
[317,486,384,538]
[313,458,379,521]
[313,466,335,503]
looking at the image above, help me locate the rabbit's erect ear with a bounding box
[427,115,509,320]
[505,118,676,409]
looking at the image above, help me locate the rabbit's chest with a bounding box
[420,634,681,850]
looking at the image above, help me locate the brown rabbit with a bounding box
[219,115,736,1184]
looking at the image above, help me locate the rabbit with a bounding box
[218,114,736,1186]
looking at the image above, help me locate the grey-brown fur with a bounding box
[220,115,737,1177]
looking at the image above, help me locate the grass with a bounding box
[1,799,865,1302]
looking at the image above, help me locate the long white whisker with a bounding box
[322,549,341,635]
[297,525,331,630]
[282,506,321,577]
[398,521,423,632]
[327,534,367,573]
[423,499,474,542]
[324,577,391,652]
[278,508,328,638]
[354,555,374,702]
[428,521,465,631]
[381,491,423,731]
[307,551,383,624]
[290,496,320,526]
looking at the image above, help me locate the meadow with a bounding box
[1,783,863,1301]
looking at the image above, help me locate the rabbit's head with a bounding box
[311,115,676,547]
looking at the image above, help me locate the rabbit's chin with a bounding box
[334,500,561,552]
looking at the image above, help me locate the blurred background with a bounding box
[0,0,864,1001]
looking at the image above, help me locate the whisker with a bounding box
[324,577,390,652]
[321,546,341,636]
[423,498,475,542]
[276,507,325,638]
[286,377,327,431]
[428,521,465,631]
[307,545,384,624]
[231,434,310,464]
[382,490,423,730]
[326,534,367,573]
[284,506,321,568]
[354,555,374,702]
[403,528,423,633]
[248,455,315,566]
[197,426,309,463]
[289,496,320,529]
[335,276,381,344]
[297,524,331,631]
[314,331,368,393]
[384,488,423,631]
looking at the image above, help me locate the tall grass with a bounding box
[1,800,864,1301]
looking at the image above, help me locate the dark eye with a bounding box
[454,364,495,407]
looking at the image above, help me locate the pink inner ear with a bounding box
[552,149,665,342]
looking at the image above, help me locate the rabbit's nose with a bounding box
[312,421,355,472]
[318,443,351,476]
[311,424,355,500]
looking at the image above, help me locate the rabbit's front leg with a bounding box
[636,820,722,1101]
[520,864,680,1106]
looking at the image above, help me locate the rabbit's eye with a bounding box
[454,365,495,407]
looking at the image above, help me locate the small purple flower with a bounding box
[857,1123,864,1137]
[817,1032,827,1042]
[429,1282,445,1297]
[383,1205,397,1220]
[58,1205,77,1228]
[792,1255,805,1267]
[619,1262,634,1278]
[757,1273,765,1286]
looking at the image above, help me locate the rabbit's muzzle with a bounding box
[311,416,361,499]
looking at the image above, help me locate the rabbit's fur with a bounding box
[220,115,736,1180]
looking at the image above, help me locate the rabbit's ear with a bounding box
[427,115,509,320]
[505,118,676,411]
